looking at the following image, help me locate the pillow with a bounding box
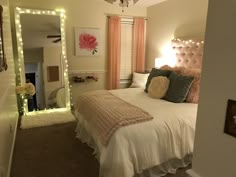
[160,65,184,74]
[180,68,201,103]
[148,76,170,99]
[130,72,150,89]
[145,68,171,92]
[164,72,194,103]
[161,65,201,103]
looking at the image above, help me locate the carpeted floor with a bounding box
[10,122,190,177]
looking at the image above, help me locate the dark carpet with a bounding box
[10,122,190,177]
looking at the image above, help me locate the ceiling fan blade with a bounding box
[104,0,116,4]
[47,35,61,38]
[133,0,139,4]
[52,38,61,43]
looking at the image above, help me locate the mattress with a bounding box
[75,88,198,177]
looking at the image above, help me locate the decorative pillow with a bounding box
[164,72,194,103]
[160,65,184,74]
[145,68,171,92]
[161,65,201,103]
[180,68,201,103]
[148,76,170,99]
[130,72,150,89]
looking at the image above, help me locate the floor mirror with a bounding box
[14,7,74,127]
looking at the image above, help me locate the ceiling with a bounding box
[20,0,167,49]
[98,0,167,7]
[21,14,61,49]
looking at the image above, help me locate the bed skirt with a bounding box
[75,112,192,177]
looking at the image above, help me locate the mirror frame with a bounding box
[15,7,71,115]
[0,5,8,72]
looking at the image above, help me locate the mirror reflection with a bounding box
[19,11,66,112]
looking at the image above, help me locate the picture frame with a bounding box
[224,99,236,137]
[47,66,59,82]
[74,27,100,56]
[0,5,7,72]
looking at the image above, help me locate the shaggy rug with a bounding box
[20,110,76,129]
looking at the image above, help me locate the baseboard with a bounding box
[186,169,203,177]
[6,112,19,177]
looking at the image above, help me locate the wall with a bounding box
[189,0,236,177]
[146,0,208,69]
[9,0,147,103]
[0,0,18,177]
[24,48,43,63]
[43,46,63,107]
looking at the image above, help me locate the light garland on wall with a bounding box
[155,38,205,68]
[172,38,204,46]
[15,7,72,115]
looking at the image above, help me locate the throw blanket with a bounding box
[76,90,153,146]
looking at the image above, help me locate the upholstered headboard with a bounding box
[171,39,204,69]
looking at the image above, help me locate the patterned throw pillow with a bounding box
[145,68,171,93]
[164,72,194,103]
[148,76,170,99]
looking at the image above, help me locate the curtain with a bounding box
[107,16,121,90]
[132,18,145,72]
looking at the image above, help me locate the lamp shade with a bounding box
[155,57,165,68]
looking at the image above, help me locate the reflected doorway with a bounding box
[25,72,37,111]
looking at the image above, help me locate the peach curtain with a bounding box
[132,18,145,72]
[107,16,121,90]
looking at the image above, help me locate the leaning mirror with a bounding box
[15,7,71,116]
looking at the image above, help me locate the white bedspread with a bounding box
[75,88,198,177]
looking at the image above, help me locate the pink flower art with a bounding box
[79,33,98,55]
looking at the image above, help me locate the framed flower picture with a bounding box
[74,27,100,56]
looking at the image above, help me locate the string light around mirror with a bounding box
[15,7,72,115]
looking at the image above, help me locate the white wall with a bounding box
[189,0,236,177]
[0,0,18,177]
[9,0,147,103]
[43,46,63,107]
[24,48,43,63]
[146,0,208,69]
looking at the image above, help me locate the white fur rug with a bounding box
[21,111,76,129]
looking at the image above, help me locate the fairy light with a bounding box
[172,38,204,45]
[156,38,204,68]
[15,7,72,115]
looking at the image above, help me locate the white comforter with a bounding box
[75,88,198,177]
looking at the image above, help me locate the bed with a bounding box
[75,39,204,177]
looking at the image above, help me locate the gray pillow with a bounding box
[164,72,194,103]
[145,68,171,93]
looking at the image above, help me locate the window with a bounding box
[120,18,133,84]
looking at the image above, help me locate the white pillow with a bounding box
[130,72,149,89]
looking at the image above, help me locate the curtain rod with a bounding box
[105,13,148,20]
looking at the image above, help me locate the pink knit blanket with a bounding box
[76,90,153,146]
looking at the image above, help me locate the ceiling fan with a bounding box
[104,0,139,8]
[46,34,61,43]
